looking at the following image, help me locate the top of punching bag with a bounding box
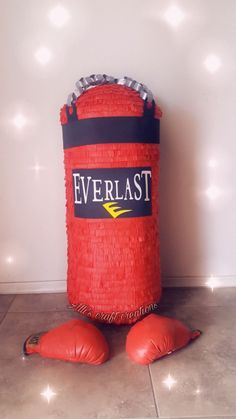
[60,74,162,125]
[60,75,162,148]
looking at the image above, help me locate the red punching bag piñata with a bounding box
[60,75,162,325]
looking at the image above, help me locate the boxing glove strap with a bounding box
[191,329,202,340]
[23,332,46,356]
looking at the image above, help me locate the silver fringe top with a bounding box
[67,74,154,106]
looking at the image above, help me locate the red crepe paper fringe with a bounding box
[62,84,161,324]
[60,84,162,124]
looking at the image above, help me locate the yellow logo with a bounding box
[103,202,133,218]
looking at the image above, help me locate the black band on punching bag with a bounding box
[63,111,160,149]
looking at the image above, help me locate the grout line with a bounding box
[0,295,17,326]
[7,294,17,312]
[159,304,236,308]
[0,280,66,284]
[148,364,160,418]
[0,311,10,327]
[2,275,236,282]
[8,310,73,314]
[163,275,236,279]
[159,415,236,418]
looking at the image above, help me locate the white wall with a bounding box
[0,0,236,293]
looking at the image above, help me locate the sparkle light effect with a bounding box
[208,158,218,169]
[40,385,57,403]
[205,185,220,200]
[162,374,177,390]
[195,387,201,394]
[204,54,221,73]
[33,163,42,172]
[48,5,70,28]
[12,113,27,130]
[35,46,52,65]
[29,163,45,173]
[206,275,220,291]
[6,256,14,264]
[163,5,185,28]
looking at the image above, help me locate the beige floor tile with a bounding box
[160,287,236,308]
[9,293,69,312]
[0,294,15,312]
[0,312,6,323]
[150,305,236,418]
[0,311,157,419]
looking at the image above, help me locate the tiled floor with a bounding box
[0,288,235,419]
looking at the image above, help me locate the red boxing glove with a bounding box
[126,314,201,365]
[23,319,109,365]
